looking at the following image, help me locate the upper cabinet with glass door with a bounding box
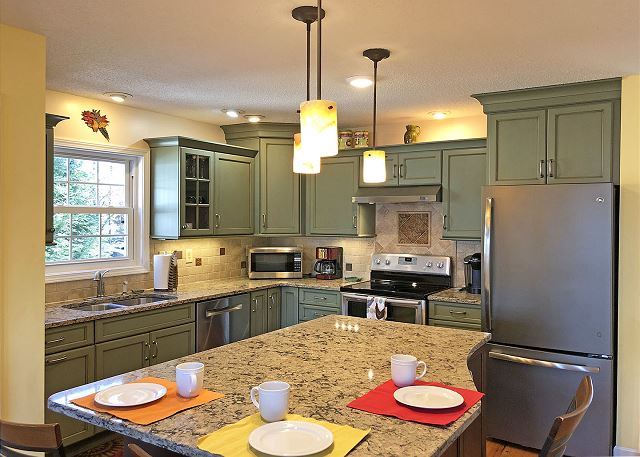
[145,136,257,239]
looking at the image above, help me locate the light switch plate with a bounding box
[185,248,193,263]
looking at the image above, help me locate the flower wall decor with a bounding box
[81,109,110,141]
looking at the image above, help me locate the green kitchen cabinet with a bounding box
[442,148,487,240]
[250,290,269,337]
[298,288,342,323]
[45,346,95,445]
[358,147,441,187]
[306,156,375,236]
[95,333,150,380]
[214,152,254,235]
[280,287,299,328]
[149,323,196,365]
[266,288,281,332]
[145,136,257,239]
[473,78,621,186]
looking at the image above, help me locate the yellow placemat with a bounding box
[197,413,370,457]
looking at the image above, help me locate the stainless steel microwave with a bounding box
[248,247,303,279]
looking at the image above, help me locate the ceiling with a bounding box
[1,0,639,126]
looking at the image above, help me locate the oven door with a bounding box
[249,249,302,279]
[341,293,426,324]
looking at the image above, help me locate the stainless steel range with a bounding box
[340,253,452,324]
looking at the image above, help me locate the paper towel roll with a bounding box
[154,254,172,290]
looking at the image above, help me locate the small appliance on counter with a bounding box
[313,246,343,280]
[248,247,302,279]
[463,253,481,294]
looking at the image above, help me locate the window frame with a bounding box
[45,140,150,283]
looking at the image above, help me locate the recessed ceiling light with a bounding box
[244,114,265,123]
[430,111,450,120]
[347,76,373,88]
[222,109,243,118]
[104,92,131,103]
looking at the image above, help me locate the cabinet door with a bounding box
[45,346,95,445]
[306,156,358,235]
[488,110,546,185]
[398,150,442,186]
[181,147,214,236]
[260,138,300,234]
[280,287,299,327]
[95,333,150,380]
[214,152,254,235]
[547,102,613,183]
[267,288,281,332]
[150,323,196,365]
[250,290,268,337]
[442,148,487,240]
[359,153,399,187]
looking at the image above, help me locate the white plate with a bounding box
[94,383,167,407]
[248,421,334,457]
[393,385,464,410]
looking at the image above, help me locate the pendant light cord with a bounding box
[372,60,378,148]
[317,0,322,100]
[306,23,311,101]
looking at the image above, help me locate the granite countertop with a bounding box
[49,316,490,457]
[428,288,482,305]
[45,277,360,329]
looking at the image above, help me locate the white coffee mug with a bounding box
[391,354,427,387]
[250,381,290,422]
[176,362,204,398]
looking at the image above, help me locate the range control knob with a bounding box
[385,259,391,265]
[374,258,381,265]
[426,262,433,267]
[436,262,445,269]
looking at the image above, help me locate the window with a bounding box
[45,144,149,281]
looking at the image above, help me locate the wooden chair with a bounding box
[128,443,153,457]
[0,419,65,457]
[539,376,594,457]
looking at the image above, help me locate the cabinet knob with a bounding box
[48,228,56,233]
[181,224,188,230]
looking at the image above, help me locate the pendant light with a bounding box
[292,5,324,174]
[299,0,338,158]
[362,48,390,183]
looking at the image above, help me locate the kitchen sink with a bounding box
[66,303,126,312]
[63,294,177,312]
[109,295,175,306]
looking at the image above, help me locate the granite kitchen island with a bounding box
[49,316,490,457]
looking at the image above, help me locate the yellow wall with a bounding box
[46,90,225,149]
[617,74,640,451]
[0,24,46,421]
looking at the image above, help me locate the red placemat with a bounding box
[347,380,483,426]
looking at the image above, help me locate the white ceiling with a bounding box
[1,0,639,126]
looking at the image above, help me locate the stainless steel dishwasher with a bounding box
[196,294,250,351]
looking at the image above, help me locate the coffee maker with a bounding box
[463,253,481,294]
[313,247,343,280]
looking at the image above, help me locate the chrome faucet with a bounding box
[93,269,110,297]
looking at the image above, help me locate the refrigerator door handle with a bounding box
[483,197,493,332]
[489,351,600,373]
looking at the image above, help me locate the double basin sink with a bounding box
[64,294,177,312]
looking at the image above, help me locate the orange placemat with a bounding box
[72,377,224,425]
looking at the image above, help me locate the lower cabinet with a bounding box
[429,301,481,331]
[45,346,95,445]
[442,414,483,457]
[280,287,299,328]
[297,288,342,323]
[150,323,196,365]
[266,288,281,333]
[250,290,269,337]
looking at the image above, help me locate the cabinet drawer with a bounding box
[429,318,481,331]
[45,322,94,354]
[95,303,195,342]
[429,301,481,323]
[299,304,340,321]
[299,288,341,308]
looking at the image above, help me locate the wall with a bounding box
[616,74,640,453]
[0,25,46,421]
[46,90,225,149]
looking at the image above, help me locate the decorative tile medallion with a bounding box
[397,212,430,246]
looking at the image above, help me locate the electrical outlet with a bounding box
[185,249,193,264]
[220,247,226,256]
[174,250,183,259]
[345,263,353,272]
[195,258,202,266]
[240,260,247,269]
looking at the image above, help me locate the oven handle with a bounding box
[341,293,424,308]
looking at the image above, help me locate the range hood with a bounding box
[352,185,441,204]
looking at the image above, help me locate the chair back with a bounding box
[539,376,594,457]
[0,419,65,457]
[128,443,153,457]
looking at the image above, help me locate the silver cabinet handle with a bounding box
[144,342,149,361]
[181,224,188,230]
[483,197,493,332]
[352,215,357,228]
[313,312,327,317]
[45,356,68,365]
[270,295,276,305]
[442,214,447,230]
[206,304,244,318]
[215,214,220,228]
[488,352,600,373]
[449,310,467,315]
[547,159,555,178]
[393,164,398,178]
[151,340,158,359]
[314,296,327,300]
[262,213,267,228]
[46,336,65,345]
[399,163,404,178]
[539,160,545,179]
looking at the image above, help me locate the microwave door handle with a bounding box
[205,304,243,318]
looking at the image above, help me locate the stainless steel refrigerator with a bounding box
[482,183,615,456]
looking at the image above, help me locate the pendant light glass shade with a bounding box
[292,133,321,174]
[300,99,338,158]
[362,149,386,183]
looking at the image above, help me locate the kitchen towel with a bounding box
[347,380,483,426]
[197,413,370,457]
[71,377,224,425]
[366,296,387,320]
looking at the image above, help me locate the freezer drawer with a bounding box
[484,344,613,456]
